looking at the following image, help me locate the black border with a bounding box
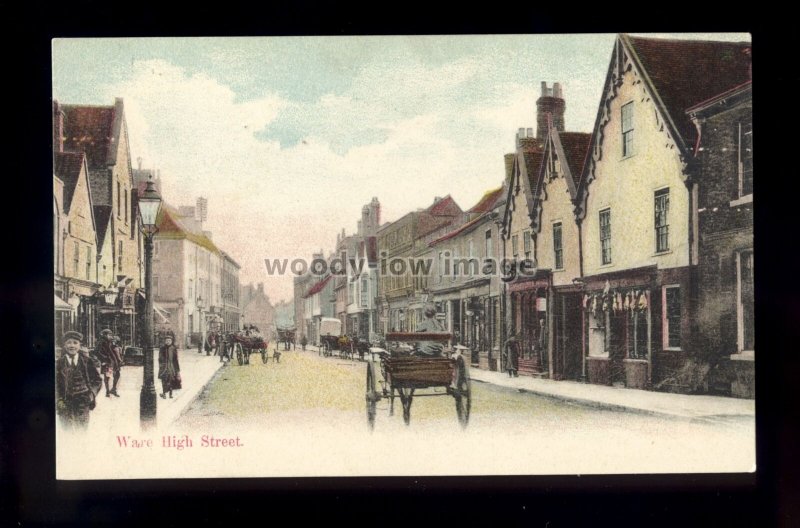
[5,5,792,526]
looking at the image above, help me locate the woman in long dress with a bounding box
[158,332,181,399]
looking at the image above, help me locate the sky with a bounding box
[52,33,750,303]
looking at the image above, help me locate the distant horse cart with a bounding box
[365,332,471,430]
[277,327,296,350]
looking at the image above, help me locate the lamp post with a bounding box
[138,177,162,429]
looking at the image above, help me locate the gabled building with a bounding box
[241,283,275,337]
[54,150,100,346]
[687,80,753,397]
[574,34,751,391]
[57,98,143,346]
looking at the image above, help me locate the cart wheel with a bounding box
[454,355,471,429]
[234,343,243,365]
[398,388,414,426]
[261,349,268,364]
[366,363,378,430]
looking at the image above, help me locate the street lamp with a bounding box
[138,177,162,429]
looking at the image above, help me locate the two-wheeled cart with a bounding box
[365,332,471,430]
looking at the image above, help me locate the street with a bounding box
[170,348,755,476]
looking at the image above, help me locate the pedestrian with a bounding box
[95,329,123,397]
[158,331,181,399]
[56,331,103,431]
[300,335,307,351]
[505,333,519,377]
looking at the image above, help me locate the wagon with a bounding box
[365,332,471,430]
[277,326,296,351]
[226,333,269,365]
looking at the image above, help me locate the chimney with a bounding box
[53,100,64,153]
[357,220,363,236]
[526,127,533,138]
[137,157,143,170]
[537,81,566,140]
[362,204,370,234]
[371,197,381,232]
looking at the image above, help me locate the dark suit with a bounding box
[56,352,103,430]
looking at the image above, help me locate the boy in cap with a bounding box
[56,331,103,430]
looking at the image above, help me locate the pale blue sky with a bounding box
[52,33,750,302]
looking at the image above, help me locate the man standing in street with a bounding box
[95,329,122,397]
[56,331,103,431]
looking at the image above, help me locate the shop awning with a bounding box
[55,295,73,312]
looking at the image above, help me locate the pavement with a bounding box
[468,367,755,423]
[84,348,225,432]
[84,343,754,430]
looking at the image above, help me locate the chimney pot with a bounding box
[526,127,533,138]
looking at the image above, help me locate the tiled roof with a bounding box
[416,212,459,239]
[625,35,751,148]
[304,274,333,298]
[156,205,221,254]
[521,148,545,194]
[426,195,460,217]
[61,104,116,169]
[429,214,488,246]
[93,205,113,248]
[54,152,87,214]
[558,132,592,188]
[468,187,504,214]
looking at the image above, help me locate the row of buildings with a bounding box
[294,34,753,398]
[54,98,275,351]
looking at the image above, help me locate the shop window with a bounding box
[627,310,648,359]
[662,285,681,350]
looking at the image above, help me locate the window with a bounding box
[485,230,493,260]
[86,246,92,280]
[523,231,531,260]
[738,121,753,197]
[468,240,474,276]
[512,235,519,258]
[73,241,79,276]
[361,278,368,308]
[599,209,612,265]
[118,241,123,272]
[188,279,193,301]
[117,181,121,218]
[737,250,754,352]
[553,222,563,269]
[655,189,670,252]
[124,188,128,224]
[663,285,681,349]
[438,251,444,283]
[621,102,634,157]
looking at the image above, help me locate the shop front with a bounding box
[508,272,551,377]
[581,266,656,389]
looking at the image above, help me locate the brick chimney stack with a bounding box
[536,81,566,140]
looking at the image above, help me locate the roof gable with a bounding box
[625,35,751,149]
[156,205,221,254]
[468,187,504,214]
[54,152,87,214]
[93,205,113,248]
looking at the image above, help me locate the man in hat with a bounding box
[56,331,103,431]
[95,329,123,397]
[415,304,445,356]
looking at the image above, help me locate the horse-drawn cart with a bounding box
[365,332,471,430]
[226,333,269,365]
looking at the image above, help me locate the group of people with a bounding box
[56,329,182,431]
